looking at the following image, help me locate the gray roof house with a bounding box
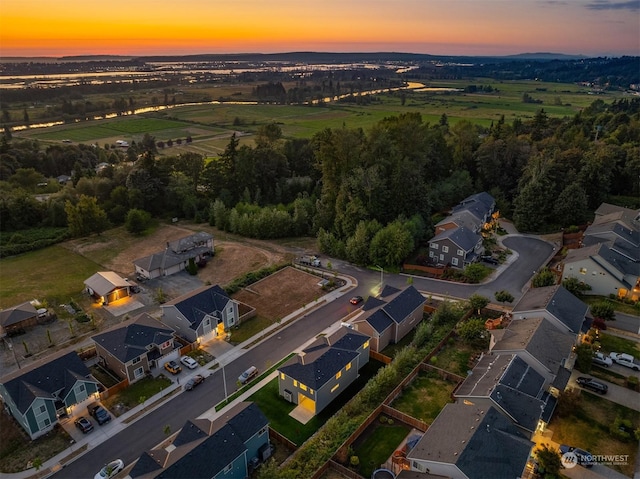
[278,326,370,416]
[92,313,177,383]
[160,284,238,343]
[405,402,533,479]
[428,226,483,269]
[351,285,426,352]
[454,353,555,436]
[592,202,640,234]
[129,401,270,479]
[0,301,39,336]
[0,351,99,439]
[512,285,590,335]
[489,317,576,386]
[451,191,496,226]
[84,271,131,305]
[435,209,484,234]
[563,240,640,302]
[134,232,214,280]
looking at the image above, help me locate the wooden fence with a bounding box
[402,263,445,277]
[99,378,129,400]
[369,350,392,365]
[269,427,297,453]
[381,404,428,432]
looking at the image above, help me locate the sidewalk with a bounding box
[0,273,356,479]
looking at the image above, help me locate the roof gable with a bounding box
[84,271,129,297]
[381,286,426,324]
[431,226,481,251]
[165,285,231,330]
[513,286,587,333]
[0,301,37,327]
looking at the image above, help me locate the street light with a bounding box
[375,265,384,292]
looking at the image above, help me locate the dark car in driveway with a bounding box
[74,416,94,433]
[576,376,608,394]
[559,444,595,467]
[88,404,111,425]
[480,255,499,265]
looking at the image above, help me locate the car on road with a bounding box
[164,360,182,375]
[238,366,258,385]
[94,459,125,479]
[559,445,595,468]
[576,376,608,394]
[88,404,111,425]
[180,356,198,369]
[592,352,612,367]
[349,295,363,305]
[609,352,640,371]
[184,374,205,391]
[74,416,94,434]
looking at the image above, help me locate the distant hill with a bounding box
[503,52,588,60]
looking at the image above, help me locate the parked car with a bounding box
[180,356,198,369]
[94,459,125,479]
[576,376,608,394]
[592,352,613,367]
[164,360,182,375]
[238,366,258,385]
[480,255,499,265]
[609,352,640,371]
[349,295,363,305]
[559,445,595,468]
[74,416,94,434]
[88,404,111,425]
[184,374,205,391]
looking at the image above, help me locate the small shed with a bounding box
[84,271,131,305]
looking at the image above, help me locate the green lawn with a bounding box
[352,422,410,478]
[550,392,639,477]
[598,333,640,357]
[102,375,172,415]
[581,295,640,316]
[249,359,384,445]
[429,338,484,376]
[0,244,101,308]
[390,371,456,424]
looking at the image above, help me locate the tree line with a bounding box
[0,96,638,266]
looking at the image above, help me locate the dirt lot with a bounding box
[232,267,325,321]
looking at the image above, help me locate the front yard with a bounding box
[249,360,385,445]
[549,391,639,477]
[102,375,173,416]
[390,370,457,424]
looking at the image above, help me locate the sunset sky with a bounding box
[1,0,638,58]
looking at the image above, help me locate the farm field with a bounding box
[13,78,622,159]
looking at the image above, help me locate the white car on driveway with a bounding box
[609,352,640,371]
[592,352,613,367]
[180,356,198,369]
[95,459,124,479]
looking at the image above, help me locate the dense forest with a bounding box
[0,96,639,265]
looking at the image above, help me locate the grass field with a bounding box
[390,371,456,424]
[351,421,410,477]
[14,78,623,158]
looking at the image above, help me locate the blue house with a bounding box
[129,401,271,479]
[0,351,99,439]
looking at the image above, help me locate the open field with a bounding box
[390,371,457,424]
[13,79,624,158]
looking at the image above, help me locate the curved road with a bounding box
[55,235,554,478]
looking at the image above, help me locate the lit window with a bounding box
[346,362,352,371]
[442,245,449,253]
[336,371,342,380]
[280,373,285,380]
[309,388,314,394]
[300,383,307,391]
[363,340,369,349]
[579,268,587,275]
[293,380,298,387]
[331,384,340,393]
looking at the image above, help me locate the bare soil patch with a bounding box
[232,267,324,321]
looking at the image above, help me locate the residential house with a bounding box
[562,203,640,301]
[278,326,370,416]
[428,227,483,269]
[0,351,99,439]
[435,209,484,235]
[489,317,575,387]
[454,353,556,436]
[84,271,131,305]
[0,301,43,337]
[129,401,270,479]
[134,232,214,280]
[350,285,426,352]
[160,284,239,343]
[405,402,533,479]
[511,285,590,335]
[92,313,178,383]
[450,191,496,227]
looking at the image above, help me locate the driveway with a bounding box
[569,370,640,411]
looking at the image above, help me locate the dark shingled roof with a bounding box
[379,284,400,298]
[513,285,587,334]
[156,423,246,479]
[92,314,174,363]
[2,351,96,414]
[129,452,163,478]
[0,301,37,328]
[172,420,208,447]
[430,226,481,252]
[279,348,358,389]
[382,286,426,324]
[365,309,394,334]
[164,285,231,331]
[362,296,386,312]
